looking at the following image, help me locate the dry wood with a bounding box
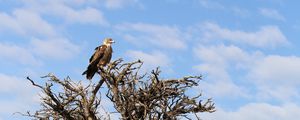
[24,59,215,120]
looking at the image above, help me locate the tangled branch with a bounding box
[24,59,215,120]
[99,59,215,120]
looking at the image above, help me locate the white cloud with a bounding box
[260,8,285,21]
[125,50,171,71]
[61,0,102,6]
[0,38,80,67]
[248,55,300,101]
[0,12,24,34]
[0,1,108,37]
[193,43,300,102]
[44,3,108,25]
[30,38,80,60]
[232,7,251,18]
[116,23,187,49]
[65,7,107,25]
[200,22,288,48]
[194,44,262,68]
[198,77,247,98]
[191,22,299,103]
[0,74,30,94]
[201,103,300,120]
[250,55,300,85]
[0,9,56,37]
[19,0,108,26]
[198,0,224,9]
[0,42,41,66]
[193,44,261,98]
[13,9,57,37]
[102,0,140,9]
[0,73,39,119]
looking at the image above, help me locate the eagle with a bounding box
[82,38,115,80]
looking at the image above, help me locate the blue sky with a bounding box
[1,0,300,119]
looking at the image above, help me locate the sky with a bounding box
[1,0,300,119]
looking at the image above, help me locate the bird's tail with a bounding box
[82,70,87,75]
[82,62,97,80]
[82,69,95,80]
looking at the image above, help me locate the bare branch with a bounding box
[24,59,215,120]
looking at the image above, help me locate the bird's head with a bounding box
[103,38,115,46]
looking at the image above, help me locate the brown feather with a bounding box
[82,44,112,80]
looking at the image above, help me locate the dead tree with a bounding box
[25,74,107,120]
[24,59,215,120]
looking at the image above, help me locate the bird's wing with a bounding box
[89,45,107,63]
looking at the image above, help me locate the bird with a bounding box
[82,38,115,80]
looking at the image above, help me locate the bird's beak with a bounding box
[111,40,115,43]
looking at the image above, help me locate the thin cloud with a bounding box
[194,44,263,72]
[22,0,109,26]
[232,7,251,18]
[193,43,300,102]
[115,23,187,49]
[0,9,57,37]
[198,0,224,9]
[45,4,108,25]
[248,55,300,101]
[30,38,81,60]
[0,42,41,66]
[0,12,24,34]
[125,50,172,74]
[126,50,170,68]
[102,0,141,9]
[260,8,285,21]
[193,44,261,98]
[0,38,81,66]
[200,22,288,48]
[201,103,300,120]
[0,73,38,119]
